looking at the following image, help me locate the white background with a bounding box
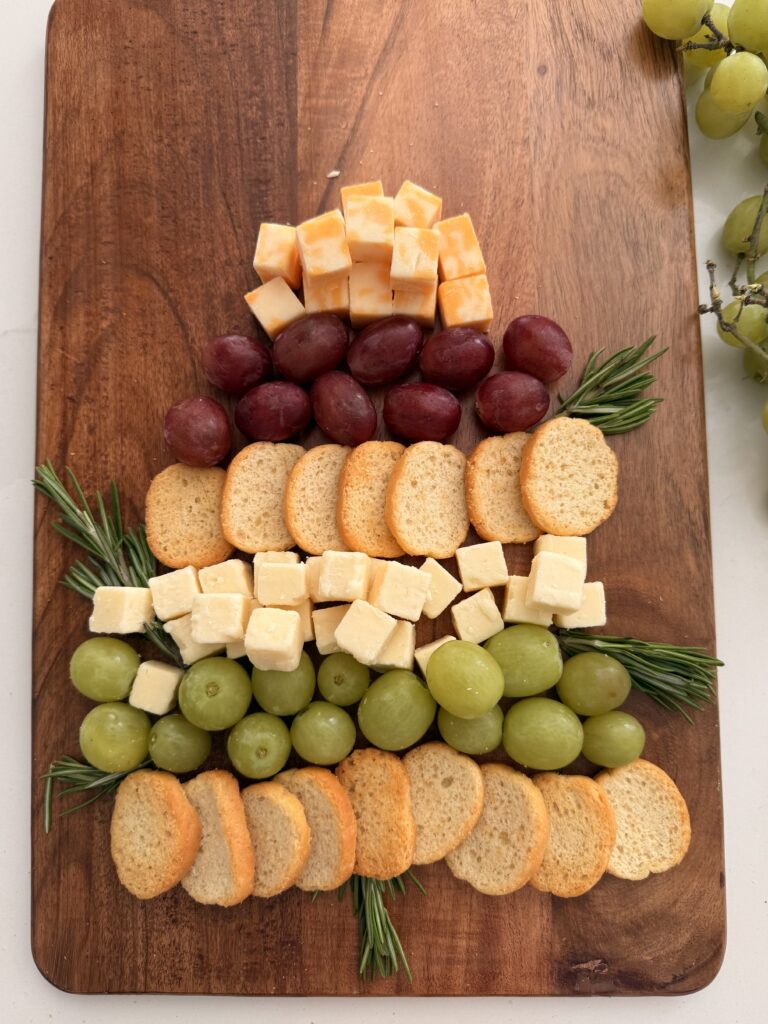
[1,1,766,1021]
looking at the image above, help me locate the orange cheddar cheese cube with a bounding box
[349,263,393,327]
[253,223,302,289]
[394,180,443,229]
[390,227,440,294]
[245,277,306,340]
[303,272,349,318]
[345,195,395,263]
[437,274,493,332]
[393,281,437,327]
[436,213,486,281]
[296,210,352,282]
[340,180,384,219]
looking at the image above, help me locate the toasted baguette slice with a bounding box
[466,433,540,544]
[221,442,303,553]
[335,749,415,879]
[241,781,311,897]
[110,770,201,899]
[181,770,254,906]
[385,442,468,558]
[284,444,351,554]
[274,767,356,891]
[519,417,618,536]
[146,464,233,569]
[445,764,548,895]
[530,773,616,897]
[403,742,484,865]
[595,759,691,881]
[338,441,405,557]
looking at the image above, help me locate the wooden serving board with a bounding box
[32,0,725,996]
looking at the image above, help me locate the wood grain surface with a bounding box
[32,0,725,996]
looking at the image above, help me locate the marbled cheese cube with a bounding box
[437,274,493,332]
[199,559,254,597]
[253,223,302,289]
[257,562,308,607]
[368,561,432,622]
[190,593,250,644]
[245,277,306,340]
[275,598,315,642]
[534,535,587,575]
[128,660,183,716]
[455,541,509,592]
[89,586,154,635]
[526,551,586,614]
[303,271,350,318]
[390,227,440,293]
[317,551,371,603]
[296,209,352,282]
[349,263,393,327]
[311,604,350,655]
[245,607,303,672]
[392,281,437,327]
[502,576,554,627]
[333,599,397,666]
[420,557,462,619]
[373,620,416,672]
[554,582,606,629]
[341,180,384,219]
[345,195,395,263]
[414,634,456,677]
[436,213,486,281]
[451,588,504,644]
[164,613,224,665]
[148,566,200,622]
[226,599,262,659]
[394,180,443,229]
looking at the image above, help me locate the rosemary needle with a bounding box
[344,872,423,982]
[42,756,152,833]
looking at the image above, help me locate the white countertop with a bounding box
[1,2,766,1021]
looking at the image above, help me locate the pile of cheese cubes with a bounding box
[244,179,493,338]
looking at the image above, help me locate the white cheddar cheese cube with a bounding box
[257,562,308,607]
[190,594,250,644]
[414,634,457,677]
[296,210,352,282]
[368,561,432,622]
[311,604,350,655]
[245,277,306,340]
[303,271,350,318]
[341,180,384,219]
[89,586,154,635]
[526,551,586,614]
[128,660,183,716]
[253,550,300,597]
[148,566,200,622]
[420,558,463,619]
[455,541,509,592]
[226,599,262,659]
[451,588,504,644]
[390,227,440,293]
[245,607,303,672]
[349,263,393,327]
[435,213,486,281]
[437,274,493,332]
[276,598,315,642]
[394,180,443,229]
[199,559,254,597]
[534,535,587,575]
[317,551,371,603]
[305,556,323,602]
[164,613,224,665]
[393,282,437,327]
[253,223,302,290]
[345,195,395,263]
[333,599,397,666]
[502,576,554,626]
[554,582,607,629]
[373,620,416,672]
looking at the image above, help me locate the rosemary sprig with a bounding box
[341,872,424,982]
[556,630,721,723]
[557,336,667,434]
[33,462,182,666]
[42,755,152,833]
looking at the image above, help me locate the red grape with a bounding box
[384,383,461,442]
[273,313,348,384]
[164,397,232,467]
[502,315,573,382]
[202,335,272,394]
[419,327,495,390]
[311,371,376,446]
[347,316,423,386]
[475,372,549,432]
[235,382,311,441]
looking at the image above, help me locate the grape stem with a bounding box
[678,13,738,56]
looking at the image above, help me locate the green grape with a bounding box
[502,698,583,771]
[437,704,503,755]
[581,711,646,768]
[556,653,632,716]
[728,0,768,56]
[290,701,356,764]
[69,637,140,702]
[426,641,504,719]
[251,651,316,716]
[695,88,751,138]
[642,0,713,40]
[710,53,768,115]
[684,58,706,88]
[760,133,768,167]
[758,271,768,287]
[723,195,768,255]
[227,712,291,778]
[317,652,370,706]
[683,3,730,68]
[743,342,768,380]
[716,300,768,347]
[484,625,562,698]
[149,714,211,773]
[178,657,252,730]
[358,671,436,750]
[79,702,150,772]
